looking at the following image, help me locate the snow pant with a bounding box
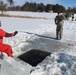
[56,25,63,38]
[0,44,12,56]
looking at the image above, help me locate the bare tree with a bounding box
[7,0,14,7]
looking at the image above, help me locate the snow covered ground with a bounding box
[0,11,76,75]
[3,11,56,19]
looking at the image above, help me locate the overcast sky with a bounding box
[2,0,76,8]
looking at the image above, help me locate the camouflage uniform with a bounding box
[55,13,64,39]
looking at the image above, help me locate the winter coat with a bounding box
[0,29,14,44]
[0,29,15,56]
[55,15,64,25]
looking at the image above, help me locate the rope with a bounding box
[13,29,76,48]
[12,33,35,48]
[12,31,53,48]
[18,31,52,39]
[64,20,69,29]
[64,20,76,33]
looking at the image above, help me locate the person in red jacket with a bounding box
[0,21,18,57]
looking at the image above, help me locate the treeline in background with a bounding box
[0,0,76,19]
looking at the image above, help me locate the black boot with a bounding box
[0,52,4,59]
[56,36,58,39]
[60,36,62,40]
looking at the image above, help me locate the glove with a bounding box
[14,31,18,36]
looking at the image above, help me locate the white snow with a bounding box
[0,11,76,75]
[3,11,56,19]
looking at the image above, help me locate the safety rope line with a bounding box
[12,33,35,48]
[18,31,52,39]
[64,21,76,34]
[13,30,76,48]
[13,31,53,48]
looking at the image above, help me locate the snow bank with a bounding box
[30,53,76,75]
[0,57,32,75]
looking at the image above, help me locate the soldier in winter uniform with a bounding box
[0,21,18,57]
[55,12,65,40]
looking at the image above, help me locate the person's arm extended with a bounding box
[5,33,14,37]
[5,31,18,37]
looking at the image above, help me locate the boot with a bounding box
[56,36,58,39]
[0,52,4,59]
[60,36,62,40]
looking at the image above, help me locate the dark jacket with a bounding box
[55,15,64,25]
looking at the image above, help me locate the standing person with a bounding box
[71,13,74,21]
[55,12,65,40]
[0,21,18,57]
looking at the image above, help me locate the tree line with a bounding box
[20,2,66,13]
[0,0,76,14]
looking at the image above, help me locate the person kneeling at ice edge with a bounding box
[0,21,18,57]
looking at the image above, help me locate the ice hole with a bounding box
[18,49,51,66]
